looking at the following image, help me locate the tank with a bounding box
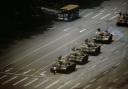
[68,47,88,64]
[79,39,101,56]
[116,12,128,27]
[93,28,113,43]
[50,56,76,73]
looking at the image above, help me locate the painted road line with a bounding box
[90,65,96,69]
[45,79,60,89]
[78,72,85,77]
[4,32,70,69]
[2,76,18,85]
[23,69,32,74]
[84,84,92,89]
[34,79,49,88]
[109,14,118,20]
[100,9,106,12]
[109,87,114,89]
[5,68,13,72]
[115,63,120,66]
[80,29,87,33]
[96,86,102,89]
[70,83,80,89]
[24,78,39,87]
[21,29,93,71]
[40,71,47,76]
[0,75,7,80]
[92,13,102,19]
[13,77,29,86]
[83,12,93,18]
[57,80,73,89]
[113,8,117,10]
[64,28,70,31]
[102,57,108,62]
[100,13,111,20]
[113,78,118,83]
[89,78,96,83]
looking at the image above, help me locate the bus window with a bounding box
[58,4,79,21]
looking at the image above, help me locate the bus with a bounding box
[58,4,79,21]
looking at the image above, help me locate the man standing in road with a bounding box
[53,66,57,75]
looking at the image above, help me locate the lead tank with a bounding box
[68,47,88,64]
[93,28,113,43]
[79,39,101,56]
[50,56,76,73]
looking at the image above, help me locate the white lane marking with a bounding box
[4,33,70,68]
[113,78,118,82]
[78,72,85,77]
[24,78,39,87]
[5,68,13,72]
[100,13,111,20]
[102,57,108,62]
[64,28,70,31]
[45,79,60,89]
[57,80,72,89]
[113,50,119,54]
[34,79,49,88]
[84,84,92,89]
[70,83,80,89]
[109,14,118,20]
[89,78,96,83]
[40,71,47,76]
[92,13,102,19]
[90,65,96,69]
[109,87,113,89]
[22,30,92,71]
[96,86,102,89]
[2,76,18,85]
[83,12,93,18]
[23,69,32,74]
[13,77,28,86]
[80,29,87,33]
[0,75,7,80]
[115,63,120,66]
[100,9,106,12]
[113,8,117,10]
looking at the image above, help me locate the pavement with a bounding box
[0,0,128,89]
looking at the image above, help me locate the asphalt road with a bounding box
[0,0,128,89]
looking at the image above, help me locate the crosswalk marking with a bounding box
[0,75,7,80]
[5,68,13,72]
[24,78,39,87]
[84,84,92,89]
[80,29,87,33]
[109,14,118,20]
[100,13,111,20]
[34,79,49,88]
[13,77,29,86]
[70,83,80,89]
[2,76,18,85]
[57,80,72,89]
[100,9,106,12]
[45,79,60,89]
[92,13,102,19]
[23,69,32,74]
[83,12,93,18]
